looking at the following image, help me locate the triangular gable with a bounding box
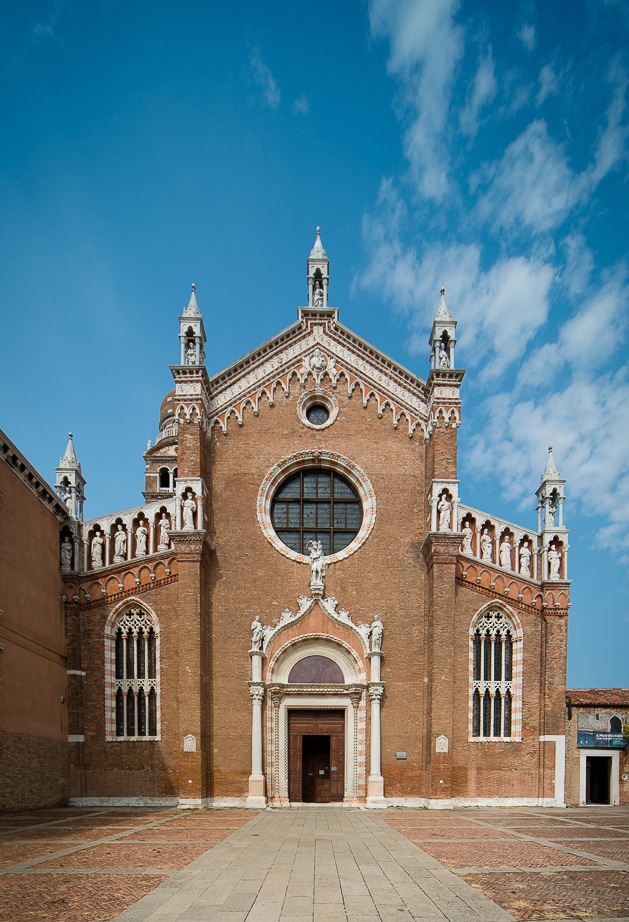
[208,308,429,437]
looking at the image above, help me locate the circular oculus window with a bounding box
[257,450,376,565]
[297,390,338,430]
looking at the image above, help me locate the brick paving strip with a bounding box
[0,808,256,922]
[385,807,629,921]
[0,806,627,921]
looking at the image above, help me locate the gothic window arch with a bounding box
[470,606,522,741]
[105,604,160,740]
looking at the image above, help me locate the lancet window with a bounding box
[107,606,159,739]
[470,607,520,740]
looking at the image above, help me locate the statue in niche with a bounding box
[61,536,73,571]
[91,530,104,568]
[519,541,531,577]
[461,523,473,554]
[313,279,324,306]
[548,543,561,580]
[182,491,196,530]
[480,529,493,561]
[370,615,383,652]
[251,615,264,651]
[135,521,148,556]
[185,340,198,365]
[157,513,170,550]
[546,496,557,527]
[307,539,326,586]
[438,495,451,531]
[438,344,450,368]
[499,537,512,569]
[113,524,127,562]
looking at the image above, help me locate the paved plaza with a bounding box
[0,806,627,921]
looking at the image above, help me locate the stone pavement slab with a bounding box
[112,809,513,922]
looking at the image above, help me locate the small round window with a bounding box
[271,469,362,556]
[306,403,330,426]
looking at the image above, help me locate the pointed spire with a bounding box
[436,287,452,321]
[55,432,86,520]
[307,226,330,308]
[60,432,80,468]
[429,287,457,369]
[542,445,560,480]
[310,226,327,258]
[183,283,200,317]
[178,284,207,364]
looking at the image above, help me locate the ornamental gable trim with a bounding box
[208,315,430,436]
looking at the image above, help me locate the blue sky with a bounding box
[0,1,627,687]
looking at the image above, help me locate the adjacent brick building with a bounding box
[0,433,69,811]
[6,230,606,811]
[565,688,629,806]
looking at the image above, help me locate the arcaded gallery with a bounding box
[1,231,578,811]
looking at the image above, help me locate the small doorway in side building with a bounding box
[288,709,344,803]
[586,756,612,804]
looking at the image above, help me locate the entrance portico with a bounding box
[246,594,385,807]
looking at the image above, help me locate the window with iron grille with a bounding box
[271,469,363,555]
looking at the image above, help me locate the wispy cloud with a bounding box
[362,1,629,556]
[476,120,585,234]
[517,23,535,52]
[249,47,280,109]
[293,95,310,116]
[368,0,463,201]
[460,49,496,138]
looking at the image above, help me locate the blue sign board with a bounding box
[577,731,627,749]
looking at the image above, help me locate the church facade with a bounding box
[40,231,573,808]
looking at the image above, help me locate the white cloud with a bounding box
[249,48,280,109]
[466,369,629,551]
[293,95,309,116]
[559,269,628,367]
[590,60,628,185]
[477,120,585,234]
[536,64,559,106]
[460,50,497,137]
[368,0,464,201]
[517,23,535,51]
[358,183,554,376]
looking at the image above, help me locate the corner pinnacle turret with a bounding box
[307,226,329,307]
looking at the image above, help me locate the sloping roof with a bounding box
[566,688,629,707]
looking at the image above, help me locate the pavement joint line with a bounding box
[443,815,629,869]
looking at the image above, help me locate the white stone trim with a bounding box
[104,598,161,741]
[270,693,365,805]
[579,748,620,806]
[468,601,523,742]
[257,450,376,565]
[540,734,566,806]
[296,389,338,430]
[267,635,367,684]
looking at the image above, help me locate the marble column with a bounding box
[366,649,386,807]
[247,650,266,807]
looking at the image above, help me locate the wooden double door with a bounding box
[288,710,345,803]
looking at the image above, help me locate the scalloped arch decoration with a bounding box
[209,360,429,437]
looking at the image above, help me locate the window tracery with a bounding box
[470,607,520,740]
[107,606,159,739]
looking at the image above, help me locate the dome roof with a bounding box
[159,390,176,429]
